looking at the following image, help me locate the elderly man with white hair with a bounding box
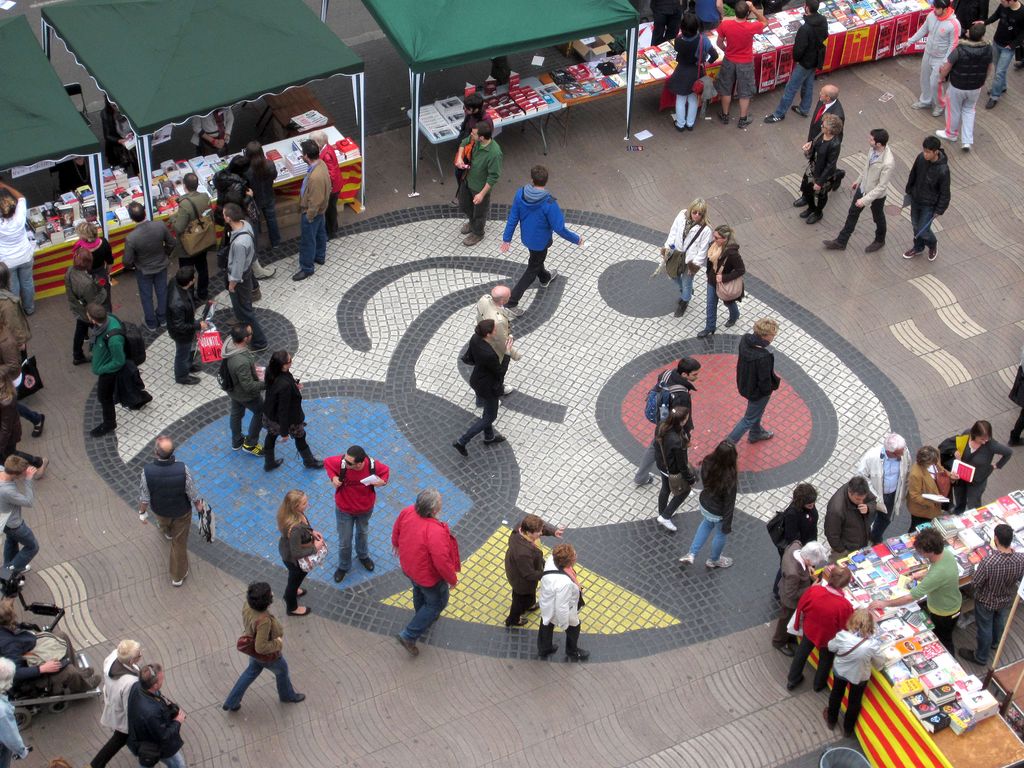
[855,433,911,545]
[475,285,521,396]
[772,541,827,656]
[90,638,142,768]
[0,657,29,764]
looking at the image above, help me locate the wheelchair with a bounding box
[2,574,102,729]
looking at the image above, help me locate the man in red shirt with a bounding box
[324,445,389,583]
[715,0,769,128]
[312,130,342,238]
[392,489,461,656]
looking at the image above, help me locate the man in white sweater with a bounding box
[904,0,962,116]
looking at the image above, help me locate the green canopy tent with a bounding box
[0,15,104,227]
[41,0,366,214]
[351,0,638,193]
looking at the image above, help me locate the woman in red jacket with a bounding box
[785,565,853,691]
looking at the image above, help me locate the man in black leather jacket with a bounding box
[165,267,207,386]
[127,663,186,767]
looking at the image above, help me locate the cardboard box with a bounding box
[571,33,615,61]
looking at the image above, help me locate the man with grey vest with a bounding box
[138,435,203,586]
[223,324,264,454]
[936,23,994,151]
[222,203,268,352]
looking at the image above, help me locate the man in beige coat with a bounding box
[475,285,520,395]
[293,138,330,281]
[823,128,895,253]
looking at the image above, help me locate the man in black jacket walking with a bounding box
[127,663,187,768]
[165,267,208,386]
[903,135,951,262]
[727,318,781,445]
[765,0,829,122]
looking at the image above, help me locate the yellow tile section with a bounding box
[382,526,681,634]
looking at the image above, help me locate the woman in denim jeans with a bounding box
[222,581,305,711]
[0,658,29,766]
[679,440,738,568]
[662,198,712,318]
[697,224,745,338]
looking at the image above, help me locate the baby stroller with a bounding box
[2,575,102,729]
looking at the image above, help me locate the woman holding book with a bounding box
[825,609,884,738]
[941,420,1013,514]
[906,445,948,531]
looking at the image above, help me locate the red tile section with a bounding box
[621,354,813,472]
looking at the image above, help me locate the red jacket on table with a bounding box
[391,504,461,587]
[793,584,853,648]
[319,144,342,194]
[323,455,389,514]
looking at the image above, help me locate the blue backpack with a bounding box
[644,370,685,424]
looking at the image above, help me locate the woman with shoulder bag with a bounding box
[662,198,712,317]
[223,581,305,711]
[697,224,745,339]
[667,13,719,132]
[65,246,108,365]
[654,407,692,532]
[276,490,317,617]
[262,351,324,473]
[826,609,885,738]
[73,221,113,309]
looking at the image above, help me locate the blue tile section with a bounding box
[173,397,471,589]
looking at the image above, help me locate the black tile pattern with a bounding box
[83,204,920,662]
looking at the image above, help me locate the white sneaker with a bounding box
[706,556,734,569]
[931,106,944,117]
[656,515,677,532]
[678,553,695,565]
[911,100,931,109]
[171,569,190,587]
[961,144,971,152]
[935,129,957,142]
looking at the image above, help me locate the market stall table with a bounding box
[256,87,335,139]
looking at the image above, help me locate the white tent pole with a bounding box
[88,152,108,239]
[624,25,639,140]
[40,19,51,59]
[410,69,421,195]
[320,0,329,23]
[358,71,366,209]
[135,134,154,218]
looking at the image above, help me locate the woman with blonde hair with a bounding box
[697,224,745,338]
[277,490,317,616]
[662,198,712,317]
[798,113,844,226]
[90,638,141,768]
[72,220,114,307]
[826,608,884,737]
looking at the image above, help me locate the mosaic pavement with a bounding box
[83,205,917,661]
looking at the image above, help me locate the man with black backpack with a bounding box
[633,357,700,486]
[222,324,265,455]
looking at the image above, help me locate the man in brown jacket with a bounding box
[171,173,213,300]
[293,139,330,281]
[504,514,564,627]
[823,476,876,561]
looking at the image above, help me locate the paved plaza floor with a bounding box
[9,39,1024,768]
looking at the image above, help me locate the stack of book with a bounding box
[290,110,328,131]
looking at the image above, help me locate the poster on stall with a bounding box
[908,10,929,52]
[893,13,914,55]
[757,49,779,92]
[776,45,794,86]
[875,17,896,60]
[842,26,876,65]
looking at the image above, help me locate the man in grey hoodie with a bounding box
[904,0,962,116]
[223,324,265,453]
[0,455,38,581]
[222,203,267,351]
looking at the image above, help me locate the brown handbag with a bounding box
[179,198,216,256]
[236,617,281,663]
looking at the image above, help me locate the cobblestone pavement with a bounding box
[12,50,1024,768]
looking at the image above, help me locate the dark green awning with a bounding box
[0,15,98,170]
[43,0,364,135]
[361,0,637,74]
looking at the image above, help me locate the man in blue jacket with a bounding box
[500,166,584,317]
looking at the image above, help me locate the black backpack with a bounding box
[766,509,787,549]
[105,321,147,366]
[217,358,234,392]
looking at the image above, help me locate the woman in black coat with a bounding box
[799,112,844,225]
[654,406,692,531]
[698,224,746,338]
[943,419,1013,513]
[667,13,719,131]
[772,483,819,598]
[262,350,323,472]
[453,319,511,456]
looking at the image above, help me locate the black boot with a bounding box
[299,445,324,469]
[673,300,688,317]
[263,435,283,471]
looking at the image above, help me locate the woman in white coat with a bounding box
[537,543,589,662]
[89,638,142,768]
[825,609,884,738]
[661,198,712,318]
